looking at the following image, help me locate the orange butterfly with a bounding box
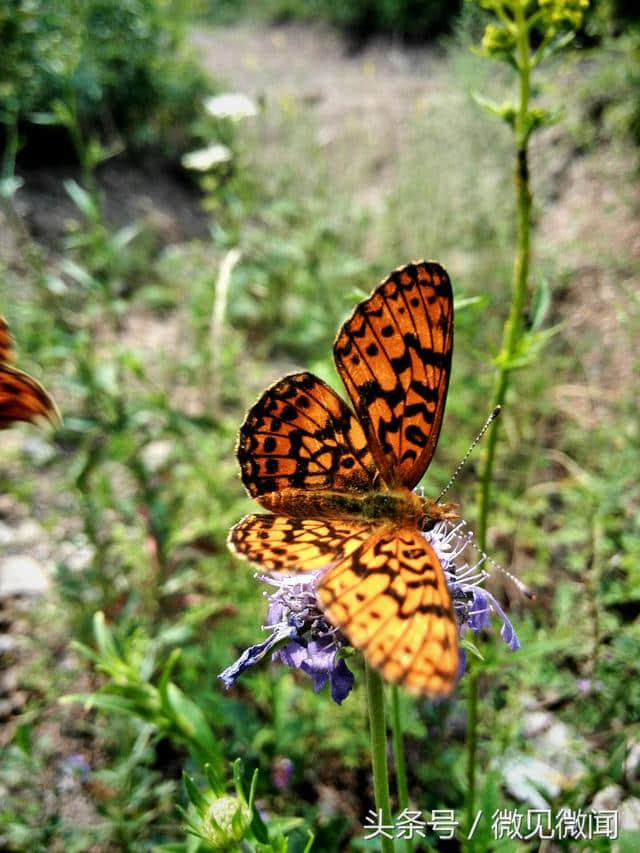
[229,261,460,696]
[0,316,60,430]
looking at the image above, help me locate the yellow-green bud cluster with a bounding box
[202,795,251,850]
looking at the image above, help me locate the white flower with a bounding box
[204,93,258,120]
[181,144,232,171]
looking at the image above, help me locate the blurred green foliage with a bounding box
[0,0,209,161]
[203,0,462,40]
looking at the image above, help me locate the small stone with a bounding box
[0,519,46,547]
[624,741,640,783]
[9,689,27,712]
[140,439,174,473]
[620,797,640,832]
[0,634,17,654]
[591,783,623,811]
[0,666,20,694]
[22,436,57,466]
[58,541,95,573]
[0,555,51,596]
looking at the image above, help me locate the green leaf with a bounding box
[159,648,182,696]
[29,111,58,125]
[92,611,118,659]
[64,179,99,220]
[472,93,517,129]
[205,762,224,797]
[162,681,221,764]
[460,637,485,661]
[60,692,141,716]
[13,723,32,756]
[523,106,562,141]
[183,771,207,810]
[530,276,551,332]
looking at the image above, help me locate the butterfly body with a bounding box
[258,485,457,528]
[229,261,460,696]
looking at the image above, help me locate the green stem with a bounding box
[390,686,412,853]
[365,661,395,853]
[470,0,534,832]
[1,109,19,180]
[465,671,478,832]
[477,0,532,554]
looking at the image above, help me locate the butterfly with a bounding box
[0,316,60,430]
[228,261,460,696]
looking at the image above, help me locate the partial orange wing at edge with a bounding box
[0,317,13,364]
[0,316,60,430]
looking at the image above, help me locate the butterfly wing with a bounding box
[0,318,59,430]
[0,364,60,429]
[229,513,374,573]
[237,371,378,504]
[334,261,453,490]
[317,527,459,696]
[0,317,13,364]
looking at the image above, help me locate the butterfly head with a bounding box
[420,497,459,531]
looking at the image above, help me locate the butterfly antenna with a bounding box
[436,406,501,504]
[457,518,535,600]
[478,539,535,600]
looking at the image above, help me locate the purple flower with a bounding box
[219,520,519,701]
[56,753,91,794]
[427,521,521,670]
[219,570,355,703]
[271,756,294,792]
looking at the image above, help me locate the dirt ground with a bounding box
[194,22,640,409]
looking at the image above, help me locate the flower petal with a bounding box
[330,659,354,704]
[219,624,298,689]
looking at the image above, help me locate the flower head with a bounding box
[203,795,251,849]
[181,144,232,171]
[219,569,355,703]
[271,756,294,792]
[427,521,521,666]
[204,93,258,120]
[219,521,519,701]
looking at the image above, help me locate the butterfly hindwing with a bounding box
[317,527,459,696]
[334,261,453,490]
[229,513,374,573]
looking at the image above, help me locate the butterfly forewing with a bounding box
[317,528,458,696]
[237,372,378,503]
[334,261,453,490]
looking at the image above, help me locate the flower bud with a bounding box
[202,795,251,849]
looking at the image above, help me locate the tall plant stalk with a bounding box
[390,686,412,853]
[365,661,395,853]
[477,2,532,554]
[465,0,590,832]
